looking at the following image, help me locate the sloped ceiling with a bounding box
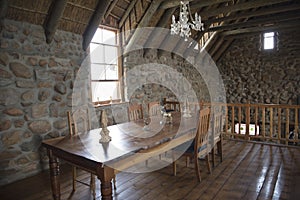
[1,0,300,61]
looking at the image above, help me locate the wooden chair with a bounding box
[67,109,117,195]
[211,107,224,167]
[173,107,212,182]
[67,108,96,198]
[128,104,143,121]
[163,98,181,112]
[148,101,161,116]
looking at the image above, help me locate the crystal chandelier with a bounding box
[170,1,204,41]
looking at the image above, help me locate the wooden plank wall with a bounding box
[119,0,151,46]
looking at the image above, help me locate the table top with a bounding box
[42,112,198,165]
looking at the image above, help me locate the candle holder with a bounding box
[99,110,111,143]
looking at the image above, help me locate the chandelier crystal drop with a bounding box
[170,1,204,41]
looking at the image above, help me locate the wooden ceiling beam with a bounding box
[159,0,230,10]
[144,7,176,48]
[206,12,300,32]
[213,38,233,62]
[44,0,67,44]
[206,3,300,25]
[125,0,163,52]
[104,0,118,19]
[199,0,291,18]
[119,0,138,28]
[82,0,112,50]
[221,19,300,36]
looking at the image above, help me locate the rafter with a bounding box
[221,19,300,36]
[206,12,300,32]
[205,3,300,25]
[104,0,118,19]
[159,0,230,10]
[199,0,291,18]
[82,0,111,50]
[125,0,163,52]
[43,0,67,44]
[143,7,176,48]
[119,0,138,29]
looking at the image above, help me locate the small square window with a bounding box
[262,31,278,51]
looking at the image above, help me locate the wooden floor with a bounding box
[1,140,300,200]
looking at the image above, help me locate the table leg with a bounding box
[100,180,112,200]
[48,149,61,200]
[98,167,114,200]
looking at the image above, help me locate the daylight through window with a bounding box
[90,27,120,103]
[263,32,275,50]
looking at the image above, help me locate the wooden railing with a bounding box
[202,102,300,146]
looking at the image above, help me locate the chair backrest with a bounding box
[67,106,91,135]
[194,107,211,155]
[163,98,180,112]
[148,101,161,116]
[212,109,223,139]
[128,104,143,121]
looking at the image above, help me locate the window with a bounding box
[90,27,121,103]
[262,31,277,50]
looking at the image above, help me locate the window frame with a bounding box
[89,26,123,104]
[260,31,278,51]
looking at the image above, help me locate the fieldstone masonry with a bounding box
[0,20,85,185]
[0,18,299,186]
[219,30,300,104]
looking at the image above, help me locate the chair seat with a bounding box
[174,140,208,158]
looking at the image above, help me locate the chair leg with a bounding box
[172,151,177,176]
[212,147,216,167]
[194,156,201,182]
[72,166,76,191]
[217,140,223,162]
[206,154,212,174]
[186,156,190,167]
[113,175,117,190]
[90,174,96,199]
[173,161,177,176]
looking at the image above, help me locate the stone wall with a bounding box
[218,29,300,104]
[0,20,86,186]
[123,49,214,107]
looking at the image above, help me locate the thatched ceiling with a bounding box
[1,0,300,60]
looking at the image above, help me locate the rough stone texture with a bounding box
[0,119,11,131]
[28,120,51,134]
[0,19,85,186]
[1,20,299,187]
[218,30,300,104]
[9,62,33,78]
[124,49,211,107]
[31,103,48,119]
[3,108,23,116]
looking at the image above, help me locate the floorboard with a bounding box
[0,140,300,200]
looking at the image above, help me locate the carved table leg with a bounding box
[48,149,61,200]
[98,167,114,200]
[100,180,112,200]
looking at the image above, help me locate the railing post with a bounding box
[285,108,290,145]
[245,101,250,141]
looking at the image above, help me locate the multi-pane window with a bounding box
[90,27,120,102]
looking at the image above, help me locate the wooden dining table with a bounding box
[42,112,199,200]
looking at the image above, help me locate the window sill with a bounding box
[93,100,128,108]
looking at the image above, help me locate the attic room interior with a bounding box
[0,0,300,199]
